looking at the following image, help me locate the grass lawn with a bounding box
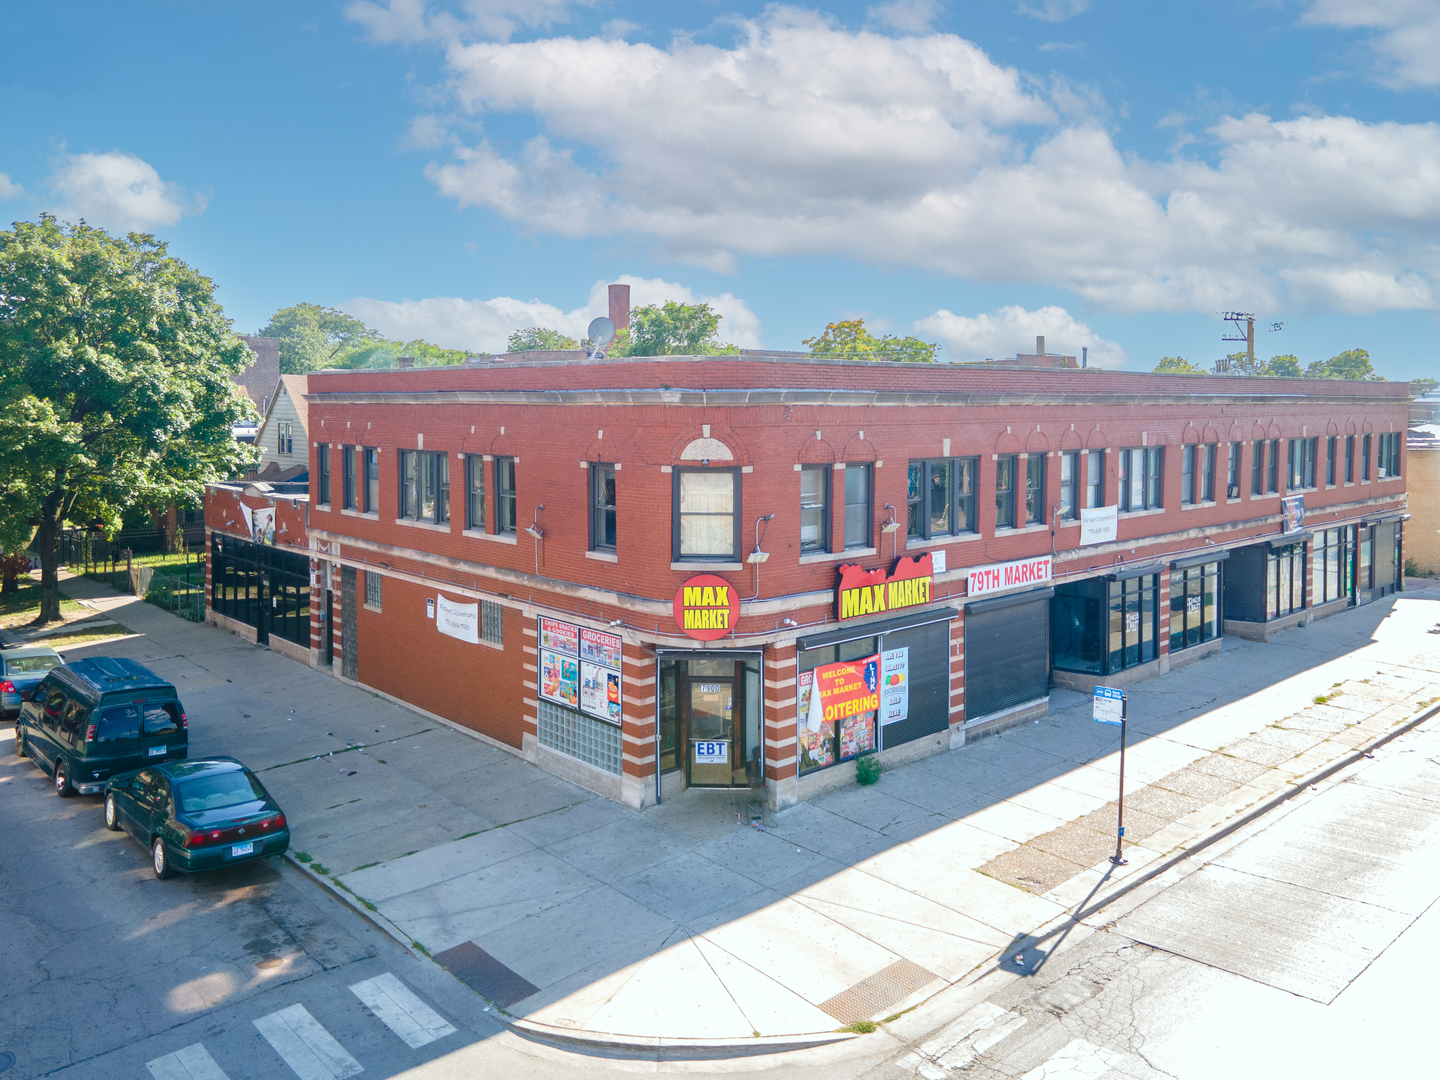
[44,625,135,650]
[0,577,89,631]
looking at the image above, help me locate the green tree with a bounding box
[1411,377,1438,397]
[257,303,380,374]
[1264,354,1302,377]
[1306,348,1380,380]
[803,319,937,362]
[1154,356,1207,374]
[611,302,738,357]
[0,216,256,623]
[508,327,578,352]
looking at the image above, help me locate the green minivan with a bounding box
[14,657,188,796]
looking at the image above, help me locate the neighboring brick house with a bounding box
[252,375,310,482]
[205,352,1410,813]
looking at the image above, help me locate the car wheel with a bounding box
[152,838,173,880]
[104,793,120,831]
[54,760,74,798]
[13,727,24,759]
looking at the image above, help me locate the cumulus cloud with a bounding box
[346,0,591,43]
[338,275,763,353]
[1015,0,1091,22]
[0,173,25,200]
[1303,0,1440,89]
[44,151,204,232]
[369,8,1440,316]
[867,0,944,33]
[914,305,1126,366]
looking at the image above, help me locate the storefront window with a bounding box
[657,654,762,788]
[1313,528,1350,605]
[1170,562,1221,652]
[1266,543,1306,618]
[1108,575,1156,671]
[1052,578,1105,674]
[797,637,878,775]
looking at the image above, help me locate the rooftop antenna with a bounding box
[587,316,616,360]
[1218,312,1255,374]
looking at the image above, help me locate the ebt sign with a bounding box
[966,555,1053,598]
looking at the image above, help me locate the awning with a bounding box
[798,606,959,651]
[1172,549,1232,571]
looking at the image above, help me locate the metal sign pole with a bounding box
[1111,695,1128,866]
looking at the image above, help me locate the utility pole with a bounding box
[1220,312,1255,372]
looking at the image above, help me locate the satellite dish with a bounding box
[588,317,616,348]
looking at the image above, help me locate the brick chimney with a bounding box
[1036,335,1045,356]
[608,283,630,332]
[397,355,415,368]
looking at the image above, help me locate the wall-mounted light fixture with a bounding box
[746,514,776,600]
[525,504,545,541]
[881,503,901,559]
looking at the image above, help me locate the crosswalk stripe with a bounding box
[900,1002,1028,1077]
[1019,1038,1125,1079]
[254,1004,363,1080]
[146,1043,230,1080]
[349,972,456,1049]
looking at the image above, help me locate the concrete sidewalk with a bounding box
[39,571,1440,1049]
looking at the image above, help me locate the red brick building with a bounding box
[205,354,1410,811]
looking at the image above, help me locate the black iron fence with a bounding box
[53,526,208,622]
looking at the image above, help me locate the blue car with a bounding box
[2,645,62,719]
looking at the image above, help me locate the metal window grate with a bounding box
[538,701,621,774]
[481,599,503,644]
[365,571,382,609]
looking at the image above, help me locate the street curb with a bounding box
[281,853,423,961]
[500,1016,859,1058]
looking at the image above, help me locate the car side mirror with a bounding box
[19,689,33,702]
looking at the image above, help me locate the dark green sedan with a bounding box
[104,758,290,879]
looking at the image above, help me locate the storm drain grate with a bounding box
[818,959,938,1024]
[433,941,540,1008]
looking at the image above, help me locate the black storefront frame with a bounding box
[210,533,311,647]
[795,607,958,777]
[1052,563,1167,678]
[654,649,764,803]
[1169,555,1225,654]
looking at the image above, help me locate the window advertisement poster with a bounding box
[539,649,579,709]
[796,671,834,772]
[881,648,909,725]
[538,617,622,725]
[839,712,875,759]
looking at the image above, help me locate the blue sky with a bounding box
[2,1,1438,378]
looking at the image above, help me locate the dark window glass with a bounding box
[176,771,267,813]
[1201,443,1215,502]
[1362,434,1371,481]
[317,444,330,504]
[1108,575,1158,671]
[844,464,871,548]
[1251,439,1263,496]
[1182,445,1196,505]
[1345,435,1355,482]
[1060,452,1078,520]
[399,450,417,519]
[1024,454,1045,524]
[466,455,485,530]
[675,469,738,559]
[955,457,976,532]
[496,457,517,533]
[1266,439,1279,494]
[342,445,356,509]
[365,570,382,608]
[1378,433,1399,478]
[436,453,449,523]
[364,447,379,512]
[1227,442,1241,498]
[1085,450,1103,509]
[907,458,976,539]
[906,462,923,538]
[591,463,617,551]
[800,465,828,552]
[481,599,504,644]
[96,704,140,742]
[930,459,952,534]
[142,702,180,736]
[995,455,1016,528]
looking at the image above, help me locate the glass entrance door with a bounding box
[687,678,735,786]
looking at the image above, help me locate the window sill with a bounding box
[1118,507,1166,518]
[466,530,518,545]
[1378,475,1402,482]
[671,561,743,571]
[906,532,982,549]
[363,603,382,613]
[799,547,875,564]
[586,550,619,563]
[395,517,453,533]
[315,502,331,511]
[994,522,1051,535]
[1227,498,1242,505]
[1180,501,1219,511]
[340,509,380,520]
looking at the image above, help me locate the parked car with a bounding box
[105,758,290,879]
[1,645,62,719]
[14,657,187,796]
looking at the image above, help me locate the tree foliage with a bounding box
[1154,356,1207,374]
[1410,377,1438,397]
[609,302,738,357]
[1265,353,1302,377]
[257,302,470,370]
[803,319,937,362]
[508,327,578,352]
[1306,348,1381,381]
[0,216,255,622]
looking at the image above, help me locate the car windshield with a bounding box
[175,771,267,813]
[6,655,59,675]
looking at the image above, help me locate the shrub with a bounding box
[855,752,882,786]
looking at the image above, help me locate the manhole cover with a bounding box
[0,1050,15,1073]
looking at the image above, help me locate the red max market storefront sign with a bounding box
[966,555,1053,598]
[673,575,739,641]
[836,553,935,621]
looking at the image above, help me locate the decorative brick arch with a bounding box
[1361,418,1374,434]
[1267,420,1282,439]
[995,428,1022,454]
[1345,418,1358,435]
[1326,419,1341,437]
[1181,423,1201,444]
[668,425,749,465]
[1202,423,1221,444]
[1085,426,1108,450]
[841,432,878,462]
[1025,427,1050,454]
[1251,421,1268,440]
[490,431,518,457]
[1227,421,1244,442]
[584,435,625,462]
[1060,426,1083,451]
[797,435,837,464]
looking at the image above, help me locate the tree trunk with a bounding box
[33,498,65,625]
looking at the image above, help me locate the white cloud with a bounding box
[914,305,1126,366]
[867,0,943,34]
[1015,0,1091,22]
[1303,0,1440,89]
[345,0,590,44]
[0,173,25,200]
[1038,40,1084,52]
[337,275,762,353]
[44,151,203,232]
[373,9,1440,316]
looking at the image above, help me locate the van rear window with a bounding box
[97,704,140,742]
[176,772,266,813]
[142,702,181,736]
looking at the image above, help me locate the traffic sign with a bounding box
[1093,685,1125,726]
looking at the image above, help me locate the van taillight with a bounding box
[181,713,188,729]
[86,724,96,742]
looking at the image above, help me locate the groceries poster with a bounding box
[797,653,879,771]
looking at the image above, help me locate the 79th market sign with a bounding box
[674,574,740,640]
[836,553,935,621]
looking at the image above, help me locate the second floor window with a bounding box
[1184,444,1216,505]
[1287,438,1316,491]
[675,468,739,560]
[1326,436,1337,486]
[276,421,293,455]
[399,450,449,523]
[1227,442,1241,498]
[1377,432,1400,478]
[496,457,517,533]
[317,443,330,505]
[1182,446,1196,506]
[1251,439,1264,496]
[342,445,356,509]
[364,447,379,512]
[996,454,1018,529]
[844,464,872,548]
[1118,447,1163,511]
[800,465,829,553]
[1266,439,1279,493]
[1085,450,1103,509]
[1060,452,1079,520]
[591,463,617,551]
[1361,433,1372,480]
[466,455,485,530]
[906,457,976,540]
[1024,455,1045,525]
[1345,434,1355,482]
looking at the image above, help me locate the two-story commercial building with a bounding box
[205,351,1410,813]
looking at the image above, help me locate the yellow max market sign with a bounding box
[674,574,740,641]
[836,552,936,621]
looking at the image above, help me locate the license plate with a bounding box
[231,842,254,857]
[148,746,166,757]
